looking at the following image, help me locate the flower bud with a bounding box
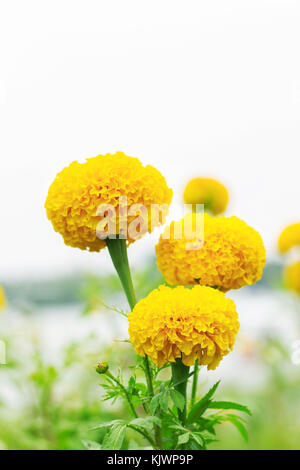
[96,361,109,374]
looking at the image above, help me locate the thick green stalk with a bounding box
[171,358,190,425]
[106,237,136,310]
[106,238,154,393]
[105,237,160,445]
[190,359,199,408]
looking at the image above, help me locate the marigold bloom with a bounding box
[0,286,6,311]
[284,261,300,294]
[45,152,172,251]
[155,213,266,291]
[128,285,239,369]
[183,178,229,215]
[278,222,300,254]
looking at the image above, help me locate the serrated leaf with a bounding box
[187,399,211,424]
[159,391,169,412]
[146,416,161,427]
[150,395,160,415]
[191,432,204,446]
[90,419,124,431]
[189,432,206,449]
[226,415,248,442]
[187,380,221,424]
[178,433,190,445]
[169,424,186,432]
[202,380,221,401]
[101,424,127,450]
[130,418,152,430]
[170,389,185,412]
[130,416,161,431]
[189,437,204,450]
[82,440,102,450]
[208,401,251,415]
[195,416,217,435]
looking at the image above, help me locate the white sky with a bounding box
[0,0,299,279]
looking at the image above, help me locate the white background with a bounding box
[0,0,299,279]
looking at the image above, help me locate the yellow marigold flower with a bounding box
[278,222,300,254]
[183,177,229,215]
[45,152,172,251]
[155,213,266,291]
[284,260,300,295]
[0,286,6,311]
[128,285,239,369]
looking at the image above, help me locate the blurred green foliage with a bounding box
[0,258,283,308]
[0,331,139,450]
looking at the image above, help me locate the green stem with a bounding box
[143,353,154,399]
[190,359,199,408]
[171,358,190,425]
[105,237,160,446]
[127,425,157,450]
[106,237,136,310]
[106,371,138,418]
[106,238,154,396]
[143,355,162,448]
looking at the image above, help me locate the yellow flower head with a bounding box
[45,152,172,251]
[155,213,266,291]
[183,178,229,215]
[128,285,239,369]
[284,260,300,295]
[278,222,300,254]
[0,286,6,311]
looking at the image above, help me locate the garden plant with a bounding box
[45,151,266,450]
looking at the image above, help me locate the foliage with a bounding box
[90,360,250,450]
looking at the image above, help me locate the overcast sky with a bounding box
[0,0,299,279]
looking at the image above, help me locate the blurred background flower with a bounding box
[284,261,300,295]
[278,222,300,254]
[0,286,6,311]
[183,177,229,215]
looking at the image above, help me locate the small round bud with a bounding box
[96,362,109,374]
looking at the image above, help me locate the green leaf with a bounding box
[178,433,190,445]
[202,380,221,401]
[130,418,151,431]
[101,424,127,450]
[146,416,162,427]
[187,380,220,424]
[82,440,102,450]
[189,440,201,450]
[128,376,135,388]
[91,419,124,431]
[226,414,248,442]
[169,424,187,433]
[135,382,147,394]
[187,400,212,424]
[189,434,204,450]
[159,391,169,413]
[208,401,251,415]
[191,432,204,446]
[130,416,161,431]
[170,389,185,412]
[150,395,160,415]
[194,416,218,435]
